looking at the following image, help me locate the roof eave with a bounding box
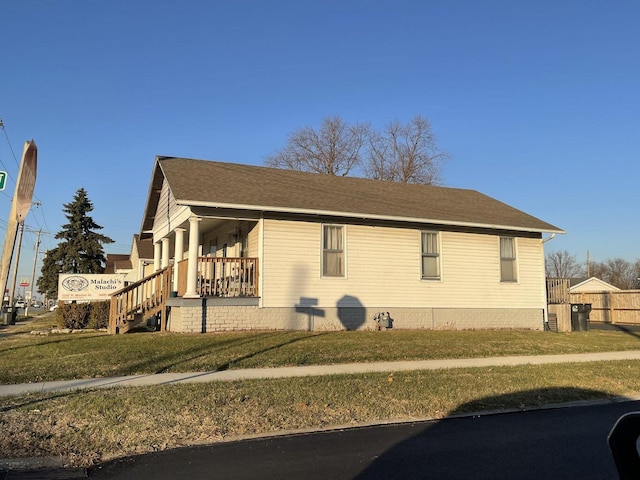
[178,199,566,235]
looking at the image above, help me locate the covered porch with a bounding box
[108,211,261,334]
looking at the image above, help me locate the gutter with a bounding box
[178,200,566,235]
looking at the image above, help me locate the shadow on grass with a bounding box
[123,331,328,375]
[89,387,635,479]
[0,389,82,413]
[0,331,106,354]
[211,332,330,372]
[591,322,640,342]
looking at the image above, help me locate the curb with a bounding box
[0,457,86,479]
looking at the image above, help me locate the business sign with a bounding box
[58,274,127,301]
[0,171,6,190]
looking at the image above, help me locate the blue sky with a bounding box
[1,0,639,291]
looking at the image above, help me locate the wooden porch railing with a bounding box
[178,257,258,297]
[109,266,172,334]
[547,278,570,304]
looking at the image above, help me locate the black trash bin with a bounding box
[3,307,17,326]
[571,303,591,331]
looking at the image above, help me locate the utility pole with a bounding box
[8,221,25,310]
[25,229,44,316]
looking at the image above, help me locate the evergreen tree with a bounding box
[37,188,114,299]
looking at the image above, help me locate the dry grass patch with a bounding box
[3,360,640,467]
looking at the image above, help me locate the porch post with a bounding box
[173,228,186,292]
[184,216,201,298]
[161,237,170,269]
[153,241,161,272]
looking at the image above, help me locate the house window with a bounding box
[322,225,344,277]
[421,231,440,279]
[500,237,517,282]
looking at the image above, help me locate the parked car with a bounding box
[49,304,58,311]
[14,300,25,309]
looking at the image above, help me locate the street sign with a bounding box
[0,171,6,191]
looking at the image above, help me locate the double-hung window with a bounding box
[500,237,517,282]
[421,231,440,280]
[322,225,344,277]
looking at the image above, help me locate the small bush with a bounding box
[58,302,92,329]
[87,301,110,329]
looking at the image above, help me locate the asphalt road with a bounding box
[90,400,640,479]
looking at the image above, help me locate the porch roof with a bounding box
[142,156,563,235]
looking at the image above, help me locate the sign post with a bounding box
[0,140,37,309]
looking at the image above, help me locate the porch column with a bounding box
[173,228,186,292]
[153,241,161,272]
[161,237,170,269]
[184,216,201,298]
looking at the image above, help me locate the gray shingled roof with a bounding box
[150,157,562,233]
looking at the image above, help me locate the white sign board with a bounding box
[58,274,126,301]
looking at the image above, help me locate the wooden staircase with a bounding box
[109,266,172,334]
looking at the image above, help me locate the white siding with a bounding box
[247,223,259,257]
[262,219,546,311]
[152,177,191,242]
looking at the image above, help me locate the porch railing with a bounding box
[177,257,258,297]
[547,278,570,304]
[109,266,172,334]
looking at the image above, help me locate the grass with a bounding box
[2,314,640,384]
[3,313,640,468]
[3,361,640,467]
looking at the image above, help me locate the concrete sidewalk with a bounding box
[3,350,640,397]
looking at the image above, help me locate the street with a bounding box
[90,399,639,479]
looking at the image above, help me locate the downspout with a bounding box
[542,233,556,244]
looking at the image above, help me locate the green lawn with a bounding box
[1,314,640,384]
[3,361,640,467]
[3,314,640,468]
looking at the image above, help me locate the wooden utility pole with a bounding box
[25,229,44,316]
[8,222,25,309]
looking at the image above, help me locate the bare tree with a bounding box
[545,250,583,278]
[265,116,369,176]
[607,258,636,289]
[365,115,449,184]
[588,257,639,289]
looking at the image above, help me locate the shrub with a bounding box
[87,301,110,329]
[57,302,92,329]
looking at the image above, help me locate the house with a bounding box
[109,156,564,334]
[127,234,155,282]
[104,254,132,275]
[104,236,155,286]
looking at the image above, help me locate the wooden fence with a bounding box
[569,290,640,324]
[547,278,640,325]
